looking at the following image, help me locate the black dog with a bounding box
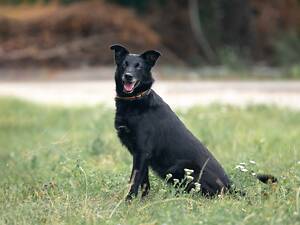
[110,44,276,200]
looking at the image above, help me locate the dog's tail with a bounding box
[256,174,278,184]
[229,174,278,197]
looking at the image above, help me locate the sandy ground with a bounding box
[0,80,300,109]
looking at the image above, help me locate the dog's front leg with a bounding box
[128,166,134,183]
[141,167,150,198]
[126,153,148,201]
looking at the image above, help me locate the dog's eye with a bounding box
[134,63,140,68]
[124,61,128,67]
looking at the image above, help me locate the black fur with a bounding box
[110,44,276,200]
[256,174,278,184]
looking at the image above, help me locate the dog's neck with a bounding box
[115,89,152,101]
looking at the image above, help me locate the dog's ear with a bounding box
[110,44,129,65]
[140,50,161,67]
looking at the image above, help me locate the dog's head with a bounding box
[110,44,160,96]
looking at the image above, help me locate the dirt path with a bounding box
[0,81,300,109]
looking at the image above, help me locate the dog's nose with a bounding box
[124,73,133,81]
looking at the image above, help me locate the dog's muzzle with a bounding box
[122,73,138,93]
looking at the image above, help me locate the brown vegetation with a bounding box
[0,1,168,67]
[0,0,299,68]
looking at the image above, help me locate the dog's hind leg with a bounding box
[164,160,229,196]
[198,169,230,196]
[164,160,191,181]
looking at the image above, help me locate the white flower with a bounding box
[251,172,256,176]
[186,175,194,182]
[240,168,248,172]
[165,173,172,180]
[173,179,179,185]
[184,168,194,176]
[249,160,256,165]
[235,165,244,169]
[194,182,201,192]
[239,162,246,166]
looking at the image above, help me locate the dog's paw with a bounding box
[125,194,134,203]
[141,186,150,199]
[141,191,149,199]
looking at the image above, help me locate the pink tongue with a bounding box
[124,83,135,92]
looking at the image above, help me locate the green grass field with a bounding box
[0,97,299,225]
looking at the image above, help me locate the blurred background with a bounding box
[0,0,300,107]
[0,0,299,70]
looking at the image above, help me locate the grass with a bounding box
[0,97,299,225]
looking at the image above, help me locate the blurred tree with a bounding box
[109,0,147,11]
[0,0,81,4]
[188,0,216,63]
[0,0,299,66]
[107,0,167,12]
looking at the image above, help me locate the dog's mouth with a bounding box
[123,81,139,93]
